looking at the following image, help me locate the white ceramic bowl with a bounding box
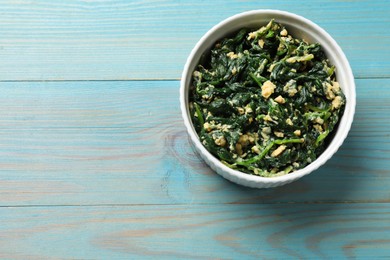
[180,10,356,188]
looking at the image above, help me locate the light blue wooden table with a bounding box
[1,1,389,259]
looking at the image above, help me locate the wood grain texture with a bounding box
[0,0,389,80]
[0,79,389,206]
[1,204,390,259]
[1,1,389,258]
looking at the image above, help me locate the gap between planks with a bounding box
[2,201,390,208]
[0,79,181,83]
[0,75,388,83]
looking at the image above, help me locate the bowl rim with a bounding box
[180,9,356,186]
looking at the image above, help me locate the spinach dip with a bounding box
[189,20,345,177]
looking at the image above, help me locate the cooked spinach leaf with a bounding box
[189,20,346,177]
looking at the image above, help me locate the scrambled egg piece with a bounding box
[261,80,276,99]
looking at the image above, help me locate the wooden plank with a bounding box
[0,0,389,80]
[0,81,180,129]
[0,79,389,205]
[0,204,390,259]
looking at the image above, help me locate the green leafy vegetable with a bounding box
[189,19,346,177]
